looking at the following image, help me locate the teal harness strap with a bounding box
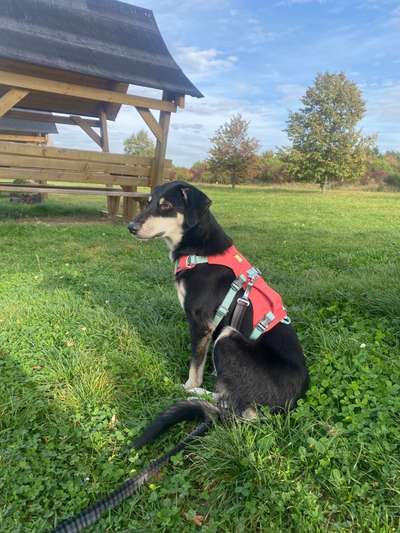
[186,255,209,267]
[212,274,247,329]
[250,311,276,340]
[175,254,208,275]
[176,252,291,341]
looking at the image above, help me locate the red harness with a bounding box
[175,245,289,338]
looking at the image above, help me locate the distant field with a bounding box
[0,187,399,532]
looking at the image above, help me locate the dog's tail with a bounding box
[129,399,221,450]
[52,400,220,533]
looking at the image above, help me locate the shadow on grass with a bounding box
[0,197,105,222]
[0,351,121,532]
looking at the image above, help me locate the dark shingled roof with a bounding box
[0,116,58,135]
[0,0,203,98]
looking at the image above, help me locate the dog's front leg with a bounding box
[184,323,213,390]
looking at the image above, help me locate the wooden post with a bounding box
[122,185,138,223]
[100,107,120,219]
[150,92,172,188]
[100,108,110,152]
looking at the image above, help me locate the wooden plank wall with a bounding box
[0,141,171,188]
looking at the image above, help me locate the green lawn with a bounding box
[0,187,399,532]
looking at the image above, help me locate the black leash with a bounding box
[52,421,210,533]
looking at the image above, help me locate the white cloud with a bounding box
[362,82,400,150]
[388,6,400,26]
[149,0,231,12]
[277,0,326,5]
[246,16,279,45]
[276,84,307,107]
[174,47,237,81]
[171,123,204,131]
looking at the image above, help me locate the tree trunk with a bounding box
[321,176,328,193]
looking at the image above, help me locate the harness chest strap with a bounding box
[175,247,290,339]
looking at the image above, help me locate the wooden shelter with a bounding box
[0,113,58,144]
[0,0,202,220]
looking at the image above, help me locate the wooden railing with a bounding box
[0,141,171,220]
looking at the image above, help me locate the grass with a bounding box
[0,187,399,532]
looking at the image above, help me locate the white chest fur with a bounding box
[175,279,186,310]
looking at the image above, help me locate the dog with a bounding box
[128,181,309,418]
[53,181,309,532]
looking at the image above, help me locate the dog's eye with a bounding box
[159,201,173,211]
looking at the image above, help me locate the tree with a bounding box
[169,165,191,181]
[283,72,373,191]
[123,129,154,157]
[190,160,210,182]
[208,114,259,189]
[257,150,289,183]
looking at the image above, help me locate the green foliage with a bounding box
[208,113,259,188]
[190,160,212,183]
[123,129,155,157]
[284,72,374,190]
[384,174,400,190]
[256,150,289,183]
[169,165,191,182]
[363,150,400,186]
[0,188,399,531]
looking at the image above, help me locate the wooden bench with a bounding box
[0,141,171,221]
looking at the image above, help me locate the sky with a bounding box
[54,0,400,166]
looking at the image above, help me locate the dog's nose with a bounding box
[128,221,140,235]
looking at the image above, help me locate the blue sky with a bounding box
[56,0,400,166]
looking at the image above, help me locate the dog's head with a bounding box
[128,181,212,248]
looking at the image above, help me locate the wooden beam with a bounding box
[100,107,115,216]
[99,109,110,152]
[71,116,102,148]
[0,140,173,167]
[0,71,177,112]
[0,89,30,117]
[0,184,149,197]
[0,168,149,187]
[0,154,152,176]
[5,109,100,127]
[0,134,46,143]
[135,107,163,142]
[150,106,171,188]
[175,95,185,109]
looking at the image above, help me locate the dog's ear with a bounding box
[181,186,212,228]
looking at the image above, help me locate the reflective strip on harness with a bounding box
[212,273,247,328]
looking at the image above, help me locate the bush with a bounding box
[256,151,289,183]
[384,174,400,190]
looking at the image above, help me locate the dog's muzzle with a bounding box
[128,221,141,235]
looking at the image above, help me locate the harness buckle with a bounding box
[255,322,267,335]
[232,277,245,291]
[186,256,194,267]
[247,266,261,279]
[236,297,250,307]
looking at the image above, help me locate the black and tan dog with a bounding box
[128,181,309,421]
[53,181,309,532]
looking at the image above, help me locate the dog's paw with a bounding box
[183,379,201,391]
[186,387,210,396]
